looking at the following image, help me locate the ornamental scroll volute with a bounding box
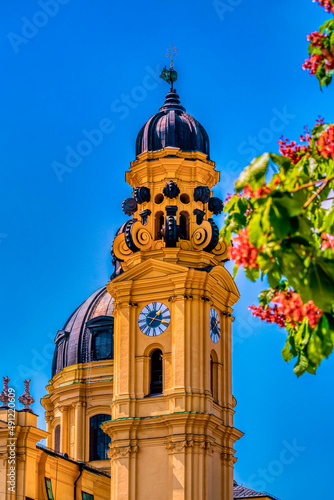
[112,219,153,261]
[191,218,228,260]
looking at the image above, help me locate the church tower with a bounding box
[102,71,243,500]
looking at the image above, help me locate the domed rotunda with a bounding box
[135,89,210,157]
[51,287,114,377]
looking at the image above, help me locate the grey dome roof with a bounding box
[135,90,210,157]
[52,287,114,377]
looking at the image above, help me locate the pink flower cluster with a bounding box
[228,228,259,269]
[278,137,308,164]
[249,304,286,327]
[317,125,334,159]
[314,0,334,14]
[242,184,272,199]
[303,31,334,76]
[321,232,334,250]
[250,290,323,329]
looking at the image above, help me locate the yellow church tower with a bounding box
[102,67,243,500]
[0,65,281,500]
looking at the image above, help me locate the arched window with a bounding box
[87,316,114,361]
[89,414,111,461]
[54,424,60,453]
[155,212,164,240]
[179,211,189,240]
[150,349,163,395]
[210,352,218,403]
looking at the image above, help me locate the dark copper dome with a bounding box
[51,287,114,377]
[135,90,210,157]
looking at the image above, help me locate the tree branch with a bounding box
[303,174,334,209]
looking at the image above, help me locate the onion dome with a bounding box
[51,287,114,377]
[135,89,210,157]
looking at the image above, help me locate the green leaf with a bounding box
[269,154,291,174]
[282,337,294,362]
[307,257,334,312]
[269,202,291,239]
[276,194,303,217]
[235,153,270,193]
[233,265,239,279]
[223,196,239,213]
[244,267,260,282]
[322,207,334,234]
[258,287,276,307]
[293,353,309,377]
[248,213,264,247]
[267,267,281,288]
[257,254,275,274]
[307,331,325,366]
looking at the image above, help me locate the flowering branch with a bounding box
[303,1,334,86]
[222,119,334,376]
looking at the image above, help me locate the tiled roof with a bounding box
[233,484,279,499]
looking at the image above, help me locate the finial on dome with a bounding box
[0,376,10,409]
[160,44,178,90]
[18,379,35,412]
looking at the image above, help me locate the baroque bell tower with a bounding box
[102,67,243,500]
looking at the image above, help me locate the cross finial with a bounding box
[166,44,178,69]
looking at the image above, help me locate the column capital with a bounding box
[165,438,193,454]
[107,443,138,460]
[221,446,237,467]
[72,401,86,409]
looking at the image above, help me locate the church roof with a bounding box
[51,287,114,377]
[135,89,210,157]
[233,483,279,499]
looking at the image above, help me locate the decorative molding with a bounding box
[16,452,26,463]
[221,447,237,466]
[72,401,86,409]
[199,439,215,455]
[108,443,138,460]
[165,439,193,454]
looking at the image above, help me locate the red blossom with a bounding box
[303,29,334,77]
[313,0,334,15]
[249,304,286,327]
[250,290,323,329]
[228,228,259,269]
[242,184,272,199]
[273,176,281,186]
[278,137,305,164]
[321,232,334,250]
[317,125,334,159]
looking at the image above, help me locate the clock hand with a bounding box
[149,311,161,325]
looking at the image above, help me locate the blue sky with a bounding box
[1,1,333,499]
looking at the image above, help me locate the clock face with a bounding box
[138,302,170,337]
[210,308,220,343]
